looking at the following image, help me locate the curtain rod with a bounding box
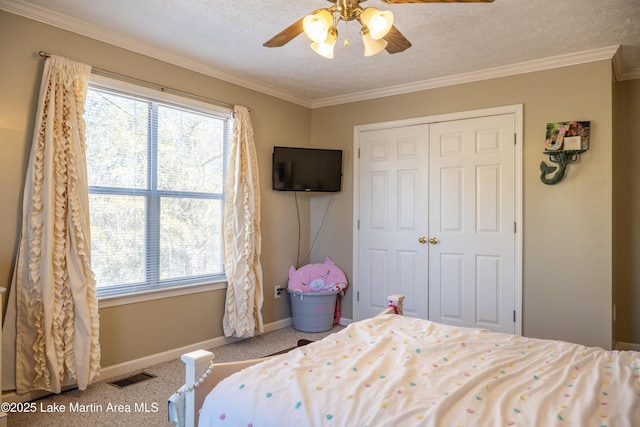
[38,51,249,112]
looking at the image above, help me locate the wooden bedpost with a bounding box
[180,349,215,427]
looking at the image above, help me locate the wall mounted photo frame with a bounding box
[544,121,590,152]
[541,121,591,185]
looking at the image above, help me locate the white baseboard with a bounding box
[98,316,292,381]
[2,317,293,403]
[264,316,293,333]
[615,341,640,351]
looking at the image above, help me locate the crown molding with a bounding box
[1,0,627,109]
[620,68,640,81]
[612,49,640,81]
[0,0,312,108]
[312,45,621,108]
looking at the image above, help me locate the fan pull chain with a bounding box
[344,20,349,46]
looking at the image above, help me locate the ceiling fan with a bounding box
[264,0,495,58]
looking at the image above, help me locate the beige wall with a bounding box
[310,62,614,349]
[0,11,311,368]
[613,78,640,346]
[1,9,630,372]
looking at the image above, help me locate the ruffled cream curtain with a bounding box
[3,55,100,394]
[222,106,264,337]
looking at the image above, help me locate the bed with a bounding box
[169,295,640,426]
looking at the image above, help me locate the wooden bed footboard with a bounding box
[169,294,405,427]
[174,351,275,427]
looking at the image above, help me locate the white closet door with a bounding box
[428,114,516,334]
[356,125,430,319]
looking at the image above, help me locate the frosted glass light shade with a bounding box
[311,29,338,58]
[360,8,393,40]
[303,10,334,43]
[362,32,388,57]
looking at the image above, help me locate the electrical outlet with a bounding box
[275,286,285,299]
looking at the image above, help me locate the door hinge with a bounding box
[513,310,516,322]
[514,133,517,145]
[358,148,361,158]
[514,222,517,233]
[357,291,360,302]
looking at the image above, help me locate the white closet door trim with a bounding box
[352,104,523,334]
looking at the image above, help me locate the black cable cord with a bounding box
[298,193,335,267]
[295,191,302,268]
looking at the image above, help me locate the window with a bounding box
[84,76,231,300]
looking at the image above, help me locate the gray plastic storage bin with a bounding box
[288,290,337,332]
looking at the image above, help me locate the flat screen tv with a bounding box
[272,146,343,192]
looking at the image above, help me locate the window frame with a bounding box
[86,74,232,308]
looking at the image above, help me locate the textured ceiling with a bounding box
[2,0,640,107]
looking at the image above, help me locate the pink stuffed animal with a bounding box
[287,258,348,326]
[287,257,348,294]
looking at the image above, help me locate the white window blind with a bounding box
[84,76,231,298]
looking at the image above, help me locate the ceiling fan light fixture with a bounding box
[362,31,388,57]
[303,9,334,43]
[360,7,393,40]
[311,27,338,59]
[265,1,491,55]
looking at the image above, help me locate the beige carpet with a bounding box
[7,325,343,426]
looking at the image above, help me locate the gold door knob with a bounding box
[429,237,439,245]
[418,236,427,244]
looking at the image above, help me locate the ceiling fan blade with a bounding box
[384,26,412,54]
[381,0,494,3]
[263,17,305,48]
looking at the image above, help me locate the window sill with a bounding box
[98,280,227,309]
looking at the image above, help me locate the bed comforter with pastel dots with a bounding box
[197,314,640,427]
